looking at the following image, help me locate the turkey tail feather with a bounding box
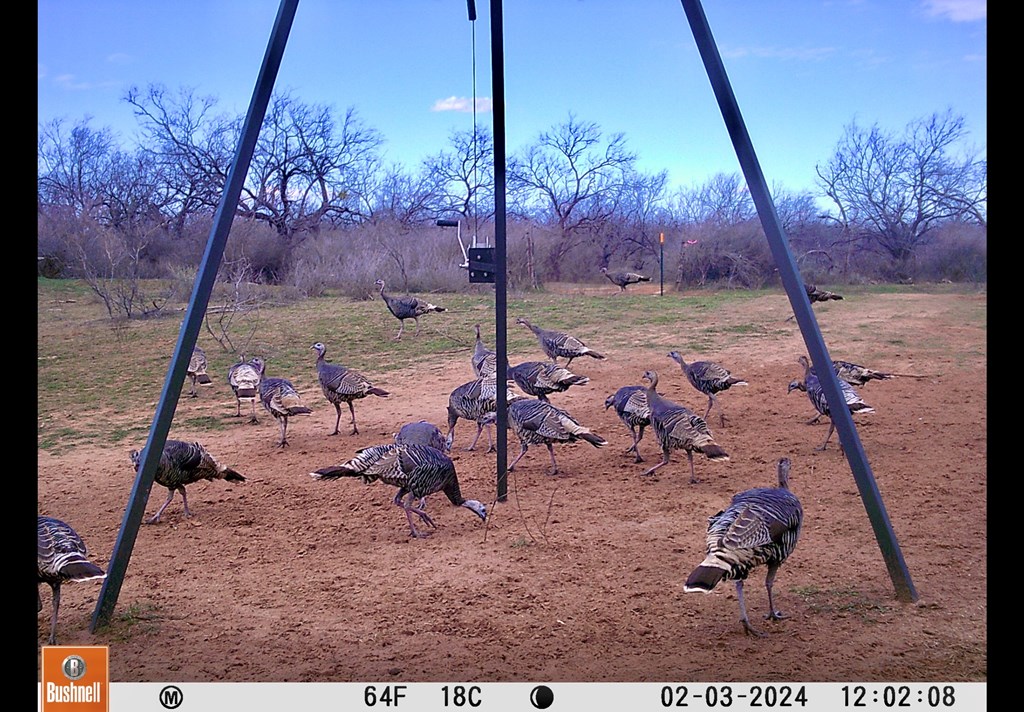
[684,565,726,592]
[62,562,106,582]
[222,468,246,482]
[310,465,359,480]
[702,444,730,461]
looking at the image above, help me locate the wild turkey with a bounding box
[445,374,522,452]
[787,355,874,451]
[640,370,729,483]
[516,317,606,368]
[683,457,803,637]
[37,515,106,645]
[785,283,845,322]
[311,342,390,435]
[310,442,487,538]
[507,360,590,402]
[395,420,449,453]
[227,355,263,423]
[506,397,608,475]
[832,359,894,387]
[129,439,247,524]
[393,421,449,512]
[471,324,497,378]
[255,361,313,448]
[799,359,893,424]
[805,283,844,303]
[667,351,748,428]
[374,278,447,340]
[185,346,213,398]
[601,266,651,293]
[604,385,651,463]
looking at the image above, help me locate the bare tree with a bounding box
[670,173,772,288]
[39,116,172,312]
[816,109,987,280]
[673,172,757,226]
[509,114,637,280]
[361,163,438,228]
[614,168,669,266]
[127,85,386,246]
[203,257,264,355]
[242,93,385,240]
[38,117,118,219]
[71,219,169,319]
[125,84,237,236]
[423,125,495,228]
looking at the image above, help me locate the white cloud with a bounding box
[53,73,120,91]
[106,53,132,65]
[721,46,836,61]
[922,0,986,22]
[431,96,493,113]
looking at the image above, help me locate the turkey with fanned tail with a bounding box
[185,346,213,398]
[227,355,263,423]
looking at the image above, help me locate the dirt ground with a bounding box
[37,287,987,683]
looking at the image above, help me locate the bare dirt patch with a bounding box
[37,289,986,683]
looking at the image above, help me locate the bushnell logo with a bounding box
[40,646,108,711]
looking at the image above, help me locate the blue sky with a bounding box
[38,0,986,198]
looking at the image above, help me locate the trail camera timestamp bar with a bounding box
[58,681,986,711]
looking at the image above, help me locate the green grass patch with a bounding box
[100,601,164,642]
[37,278,985,452]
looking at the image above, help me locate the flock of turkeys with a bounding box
[41,276,908,643]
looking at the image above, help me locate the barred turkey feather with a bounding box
[312,341,389,436]
[668,351,747,427]
[640,370,729,483]
[38,515,107,645]
[605,385,652,462]
[507,397,608,475]
[788,356,874,450]
[684,458,803,637]
[516,317,606,368]
[508,360,590,402]
[310,443,486,538]
[375,278,446,340]
[601,267,651,293]
[129,439,246,524]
